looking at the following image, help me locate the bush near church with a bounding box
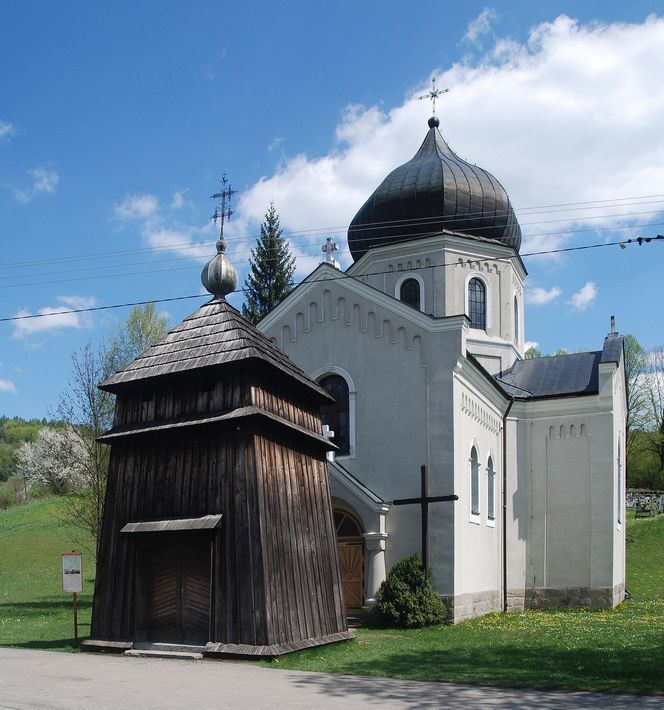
[370,553,447,628]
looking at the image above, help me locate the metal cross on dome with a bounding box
[417,77,449,115]
[211,174,237,243]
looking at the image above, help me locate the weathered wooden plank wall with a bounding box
[255,433,346,644]
[112,367,324,434]
[91,420,345,646]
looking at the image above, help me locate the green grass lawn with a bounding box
[0,497,94,652]
[1,499,663,692]
[273,512,664,693]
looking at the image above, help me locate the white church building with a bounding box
[258,114,627,623]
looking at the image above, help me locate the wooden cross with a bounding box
[392,465,458,571]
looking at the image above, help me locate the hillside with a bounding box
[0,497,94,650]
[0,416,52,482]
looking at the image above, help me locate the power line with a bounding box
[2,234,661,325]
[2,193,664,272]
[3,216,664,290]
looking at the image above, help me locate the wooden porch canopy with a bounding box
[120,514,223,534]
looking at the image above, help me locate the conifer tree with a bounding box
[242,203,296,324]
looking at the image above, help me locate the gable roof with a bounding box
[497,351,602,400]
[99,297,331,401]
[496,334,624,401]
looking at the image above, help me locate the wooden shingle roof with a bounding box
[99,297,331,401]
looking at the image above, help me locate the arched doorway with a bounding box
[334,509,364,616]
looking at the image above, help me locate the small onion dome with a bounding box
[347,118,521,261]
[201,238,238,299]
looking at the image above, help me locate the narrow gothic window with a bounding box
[319,375,350,455]
[471,446,480,516]
[617,442,623,525]
[487,457,495,521]
[400,278,420,310]
[468,278,486,330]
[514,295,519,343]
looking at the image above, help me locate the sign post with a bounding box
[61,551,82,648]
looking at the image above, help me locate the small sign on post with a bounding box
[61,551,82,647]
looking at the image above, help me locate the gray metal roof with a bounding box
[497,351,602,399]
[99,297,331,401]
[347,117,521,261]
[601,333,624,365]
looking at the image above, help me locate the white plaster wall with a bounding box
[348,233,526,371]
[259,276,466,596]
[504,410,528,604]
[452,369,504,598]
[513,387,625,594]
[605,358,627,591]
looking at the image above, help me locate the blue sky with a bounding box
[1,1,664,419]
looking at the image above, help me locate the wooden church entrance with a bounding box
[135,533,213,646]
[334,510,364,616]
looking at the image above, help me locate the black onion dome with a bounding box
[347,119,522,261]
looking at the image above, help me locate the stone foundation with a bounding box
[524,582,625,610]
[441,589,502,624]
[506,588,526,612]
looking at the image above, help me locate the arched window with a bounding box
[319,375,350,455]
[470,446,480,516]
[468,278,486,330]
[514,295,519,343]
[400,278,421,310]
[334,510,363,538]
[487,456,496,521]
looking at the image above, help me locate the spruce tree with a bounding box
[242,203,296,324]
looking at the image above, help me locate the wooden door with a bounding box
[137,534,212,645]
[334,510,364,616]
[180,540,212,645]
[142,544,179,642]
[338,542,364,614]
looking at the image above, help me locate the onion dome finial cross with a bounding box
[418,77,449,123]
[202,174,239,299]
[211,174,237,251]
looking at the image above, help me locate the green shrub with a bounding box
[372,553,447,628]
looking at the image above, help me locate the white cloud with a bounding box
[141,223,213,262]
[114,191,216,264]
[526,286,562,305]
[268,136,286,153]
[464,8,498,44]
[31,167,59,193]
[0,379,17,394]
[115,193,159,220]
[14,166,60,203]
[0,120,16,141]
[568,281,597,311]
[12,295,97,338]
[232,15,664,274]
[524,341,539,352]
[170,191,186,209]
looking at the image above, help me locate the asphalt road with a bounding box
[0,648,661,709]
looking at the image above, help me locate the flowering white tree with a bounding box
[15,426,87,495]
[55,304,171,555]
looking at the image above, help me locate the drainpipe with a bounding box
[502,397,514,613]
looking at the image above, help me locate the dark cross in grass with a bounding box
[392,464,458,571]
